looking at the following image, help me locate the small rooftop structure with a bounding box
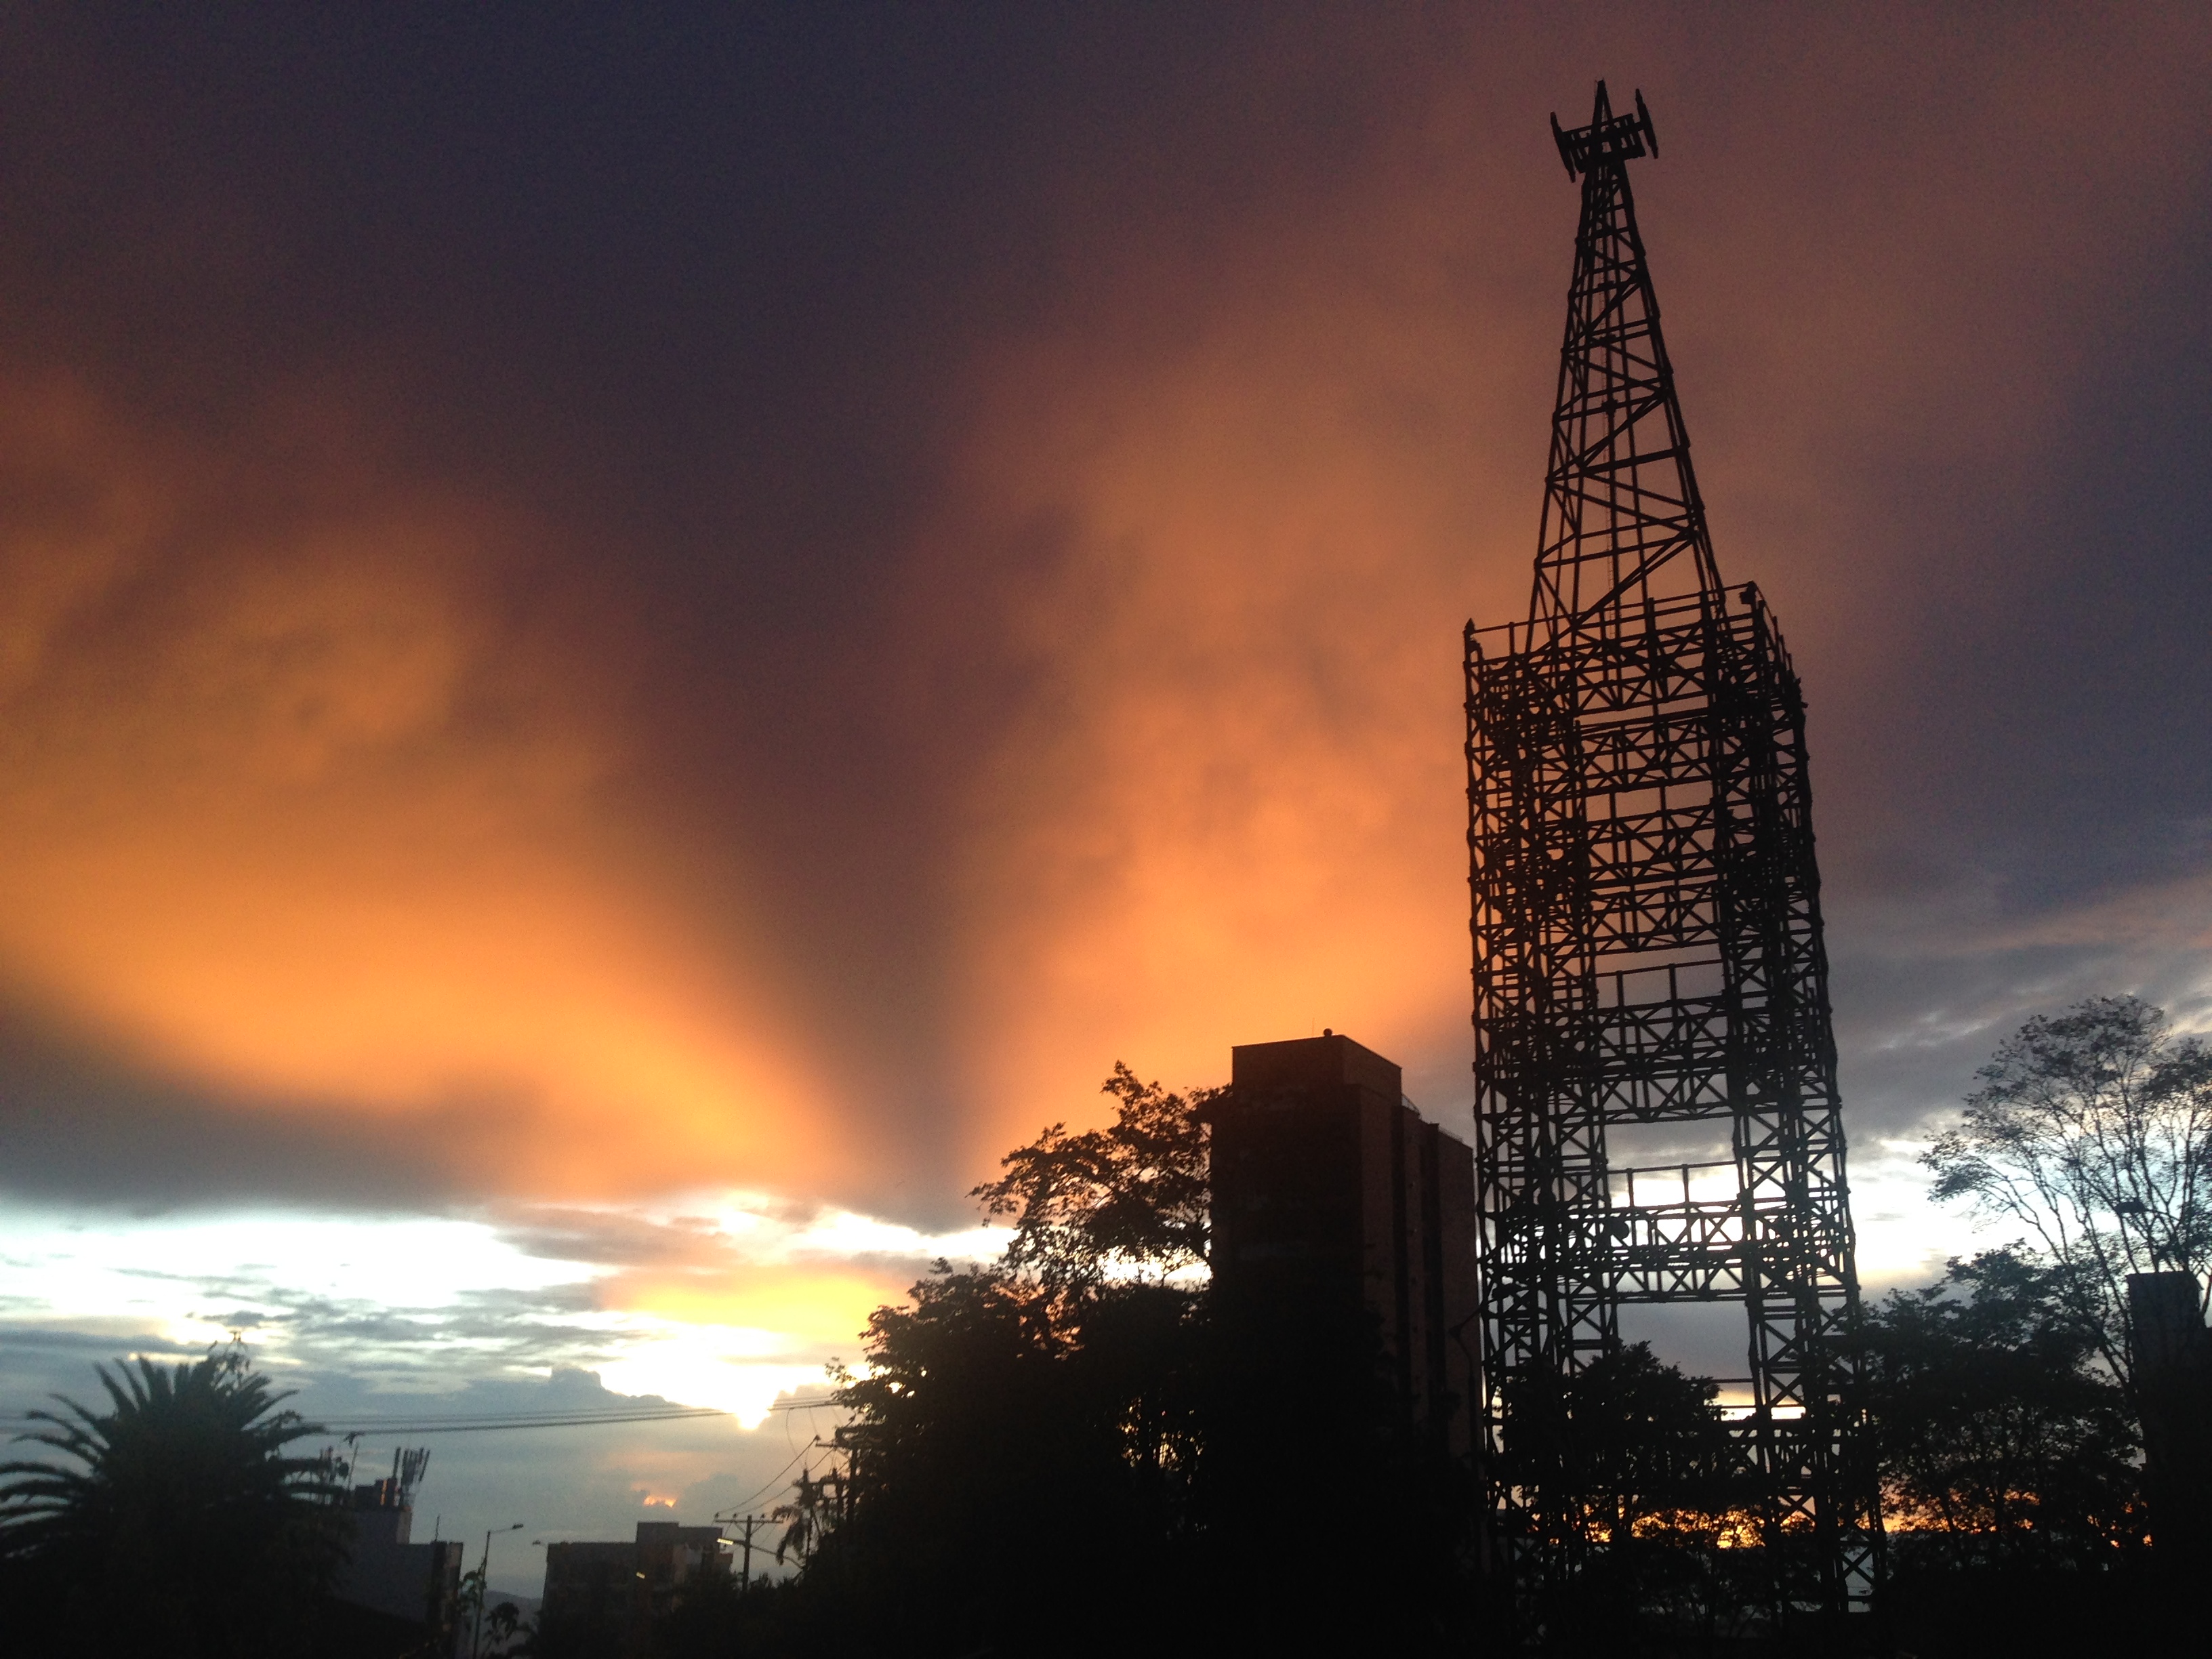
[541,1520,734,1655]
[331,1448,465,1650]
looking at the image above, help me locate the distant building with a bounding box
[1203,1032,1480,1637]
[541,1521,733,1656]
[2130,1271,2212,1565]
[1209,1033,1479,1454]
[332,1473,466,1654]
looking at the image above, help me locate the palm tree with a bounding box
[771,1462,844,1569]
[0,1340,344,1657]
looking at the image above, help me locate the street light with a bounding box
[474,1522,524,1659]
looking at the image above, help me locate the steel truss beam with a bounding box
[1468,83,1880,1635]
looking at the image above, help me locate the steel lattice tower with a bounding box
[1465,84,1879,1628]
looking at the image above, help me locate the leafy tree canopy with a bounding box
[1924,994,2212,1385]
[1862,1250,2142,1565]
[742,1069,1221,1656]
[1500,1342,1735,1547]
[970,1061,1213,1296]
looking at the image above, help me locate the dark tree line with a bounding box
[644,1065,1480,1657]
[1863,1250,2140,1557]
[671,1068,1263,1655]
[660,1000,2207,1658]
[8,1000,2205,1658]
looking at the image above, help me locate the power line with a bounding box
[720,1436,831,1517]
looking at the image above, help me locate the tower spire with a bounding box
[1466,87,1880,1638]
[1533,81,1718,624]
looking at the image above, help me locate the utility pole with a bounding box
[714,1511,773,1589]
[472,1522,523,1659]
[736,1514,770,1589]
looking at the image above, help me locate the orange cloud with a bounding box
[0,377,837,1198]
[887,5,2212,1166]
[605,1267,907,1352]
[926,269,1533,1161]
[3,7,2209,1229]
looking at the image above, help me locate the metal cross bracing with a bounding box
[1465,83,1880,1633]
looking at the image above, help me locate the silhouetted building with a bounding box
[1210,1032,1478,1452]
[2130,1271,2211,1570]
[541,1521,733,1657]
[332,1471,466,1654]
[1203,1033,1479,1644]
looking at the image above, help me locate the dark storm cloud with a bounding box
[0,991,489,1209]
[0,4,2202,1223]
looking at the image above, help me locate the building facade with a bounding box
[333,1476,467,1652]
[1210,1032,1479,1454]
[541,1521,734,1656]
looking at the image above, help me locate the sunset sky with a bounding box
[1,4,2209,1587]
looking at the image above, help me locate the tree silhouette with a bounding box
[770,1464,842,1568]
[483,1597,524,1655]
[456,1561,487,1652]
[970,1062,1213,1295]
[1496,1343,1757,1647]
[1862,1251,2142,1562]
[1500,1342,1736,1551]
[1924,995,2212,1387]
[800,1261,1216,1656]
[0,1339,343,1657]
[733,1065,1475,1656]
[726,1069,1221,1656]
[1861,1251,2166,1656]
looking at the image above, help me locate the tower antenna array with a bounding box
[1465,80,1879,1632]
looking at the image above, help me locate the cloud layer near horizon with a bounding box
[0,5,2207,1237]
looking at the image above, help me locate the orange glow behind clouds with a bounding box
[3,11,2209,1231]
[607,1267,905,1351]
[935,268,1536,1160]
[915,14,2212,1164]
[0,380,832,1198]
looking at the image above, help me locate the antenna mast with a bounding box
[1466,80,1879,1637]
